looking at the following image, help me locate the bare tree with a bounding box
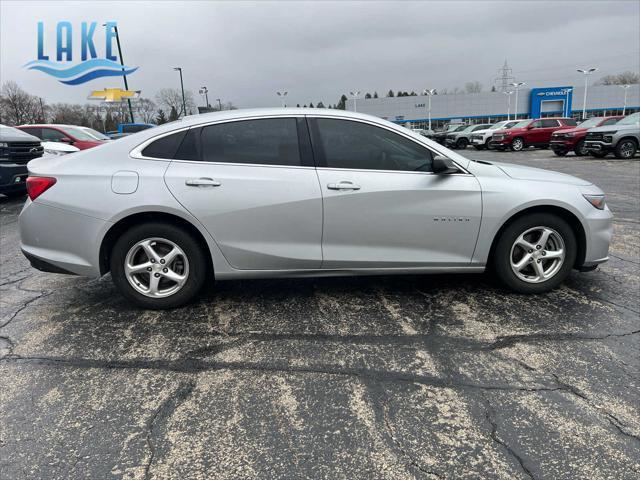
[465,81,483,94]
[0,81,44,125]
[596,71,639,86]
[155,88,195,118]
[136,98,157,123]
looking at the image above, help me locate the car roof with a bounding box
[18,124,79,128]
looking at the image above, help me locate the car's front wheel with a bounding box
[493,213,576,294]
[615,139,637,159]
[574,139,588,156]
[110,222,208,309]
[510,137,525,151]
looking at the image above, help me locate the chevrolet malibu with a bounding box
[19,109,612,308]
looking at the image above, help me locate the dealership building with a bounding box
[345,84,640,130]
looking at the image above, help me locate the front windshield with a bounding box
[511,120,531,128]
[60,126,100,141]
[578,117,604,128]
[453,125,467,132]
[617,113,640,125]
[83,128,110,140]
[490,122,508,130]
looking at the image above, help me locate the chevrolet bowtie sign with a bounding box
[88,88,141,102]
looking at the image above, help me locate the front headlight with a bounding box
[0,142,8,148]
[565,132,576,137]
[583,194,606,210]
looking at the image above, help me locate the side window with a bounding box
[541,119,559,128]
[41,128,66,142]
[601,118,619,126]
[563,118,578,126]
[531,120,543,128]
[314,118,433,172]
[141,130,187,159]
[200,118,301,166]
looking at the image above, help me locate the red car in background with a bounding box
[550,116,623,157]
[17,124,105,150]
[490,117,578,151]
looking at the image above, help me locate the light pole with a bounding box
[503,91,514,120]
[423,89,436,131]
[216,98,222,110]
[350,91,361,112]
[620,84,631,115]
[276,90,288,107]
[103,23,135,123]
[577,67,597,120]
[510,82,525,120]
[199,86,209,108]
[173,67,187,117]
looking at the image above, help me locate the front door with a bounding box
[164,117,323,270]
[309,117,482,269]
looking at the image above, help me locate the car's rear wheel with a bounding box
[615,139,637,159]
[110,222,208,309]
[456,138,468,149]
[510,137,525,151]
[493,213,576,294]
[574,139,588,156]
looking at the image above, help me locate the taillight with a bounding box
[26,176,57,201]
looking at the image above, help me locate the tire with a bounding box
[591,151,608,158]
[510,137,525,151]
[493,213,577,294]
[573,139,588,156]
[110,222,208,309]
[456,138,468,149]
[614,139,638,159]
[553,150,568,157]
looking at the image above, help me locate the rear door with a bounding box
[163,116,323,270]
[310,117,481,268]
[540,119,561,143]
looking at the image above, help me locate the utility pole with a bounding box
[107,24,135,123]
[173,67,187,116]
[199,87,209,108]
[350,91,361,112]
[503,91,514,120]
[276,90,288,107]
[38,97,45,122]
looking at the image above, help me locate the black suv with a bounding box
[0,125,44,197]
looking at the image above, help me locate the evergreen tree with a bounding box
[387,90,394,97]
[169,106,179,122]
[365,93,372,99]
[155,109,167,125]
[373,91,378,98]
[316,101,325,108]
[297,103,300,107]
[336,94,348,110]
[491,85,496,92]
[309,102,314,108]
[410,91,417,96]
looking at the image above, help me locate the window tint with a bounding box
[174,128,199,160]
[141,130,187,159]
[601,118,620,126]
[19,127,42,139]
[42,128,66,141]
[563,118,578,126]
[541,119,559,127]
[531,120,543,128]
[200,118,301,166]
[315,118,433,172]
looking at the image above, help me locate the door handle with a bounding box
[327,181,361,191]
[185,177,221,187]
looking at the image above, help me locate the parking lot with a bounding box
[1,149,638,479]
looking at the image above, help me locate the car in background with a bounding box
[0,125,43,197]
[17,124,105,150]
[550,116,623,157]
[432,123,467,145]
[445,124,493,149]
[41,141,80,157]
[490,117,578,151]
[106,123,155,139]
[19,108,612,308]
[470,120,521,150]
[78,126,111,142]
[584,112,640,159]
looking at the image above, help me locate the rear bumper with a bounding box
[0,163,28,193]
[19,200,109,277]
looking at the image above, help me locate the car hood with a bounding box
[553,126,586,135]
[587,124,633,133]
[493,161,592,186]
[471,128,493,135]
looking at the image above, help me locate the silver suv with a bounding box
[445,124,493,149]
[584,112,640,159]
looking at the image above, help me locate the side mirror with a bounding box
[60,137,73,144]
[527,125,535,130]
[432,155,460,174]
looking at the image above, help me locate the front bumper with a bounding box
[0,163,28,194]
[550,140,576,152]
[19,200,110,277]
[470,135,486,145]
[581,204,613,268]
[584,141,614,153]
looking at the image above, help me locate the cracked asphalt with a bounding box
[1,149,638,479]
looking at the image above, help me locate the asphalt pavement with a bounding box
[1,148,638,479]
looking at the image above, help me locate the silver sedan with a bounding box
[19,109,612,308]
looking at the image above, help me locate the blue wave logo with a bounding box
[24,58,138,85]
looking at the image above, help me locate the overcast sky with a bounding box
[1,0,639,108]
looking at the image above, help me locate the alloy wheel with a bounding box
[124,237,190,298]
[509,226,565,283]
[619,141,635,158]
[512,138,524,151]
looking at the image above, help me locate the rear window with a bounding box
[541,119,560,128]
[561,118,578,126]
